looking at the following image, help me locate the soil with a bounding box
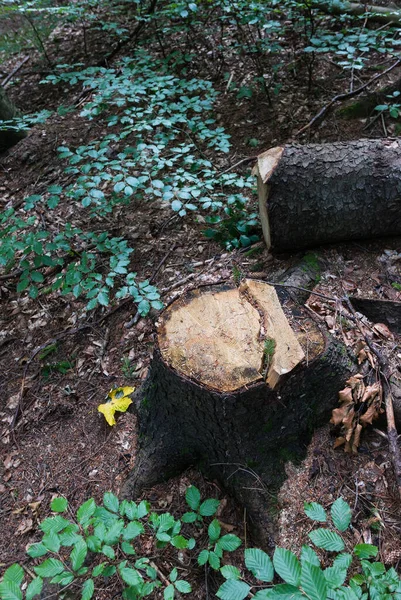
[1,9,401,599]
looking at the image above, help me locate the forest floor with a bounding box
[1,16,401,599]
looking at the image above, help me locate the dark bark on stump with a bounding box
[254,139,401,252]
[0,86,26,152]
[123,282,356,545]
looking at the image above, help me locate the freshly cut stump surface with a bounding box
[124,280,355,544]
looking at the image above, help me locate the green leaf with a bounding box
[123,521,144,541]
[26,577,43,600]
[181,512,197,523]
[121,541,136,555]
[81,579,94,600]
[273,548,301,587]
[175,580,192,593]
[103,492,119,513]
[92,563,106,577]
[323,566,347,588]
[198,550,209,566]
[119,567,143,587]
[39,515,70,534]
[353,543,378,559]
[136,500,150,519]
[208,551,221,570]
[199,498,220,516]
[171,535,188,549]
[164,584,175,600]
[185,486,201,510]
[30,271,44,283]
[300,562,327,600]
[217,534,242,552]
[253,584,304,598]
[300,545,320,567]
[170,568,178,583]
[86,535,101,553]
[245,548,274,582]
[50,497,68,513]
[27,543,48,558]
[304,502,327,523]
[70,538,87,571]
[208,519,221,542]
[333,553,352,570]
[42,532,61,553]
[220,565,241,580]
[104,519,124,545]
[34,558,65,578]
[101,545,115,559]
[308,529,345,552]
[331,498,352,532]
[2,565,24,586]
[216,579,251,600]
[76,498,96,525]
[0,581,22,600]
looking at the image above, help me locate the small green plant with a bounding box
[232,265,244,285]
[0,485,239,600]
[375,91,401,119]
[216,497,401,599]
[121,356,136,380]
[262,337,276,376]
[391,282,401,291]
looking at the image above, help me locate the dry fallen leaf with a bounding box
[373,322,394,340]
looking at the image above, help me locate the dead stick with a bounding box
[2,56,30,88]
[296,58,401,135]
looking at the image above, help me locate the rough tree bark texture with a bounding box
[123,280,355,544]
[254,139,401,252]
[0,86,26,152]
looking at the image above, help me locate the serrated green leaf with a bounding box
[170,568,178,583]
[181,512,197,523]
[103,492,119,513]
[77,498,96,525]
[121,541,136,555]
[216,579,251,600]
[185,486,201,510]
[199,498,220,517]
[253,584,304,598]
[220,565,241,580]
[304,502,327,523]
[50,497,68,513]
[308,528,344,552]
[81,579,94,600]
[26,577,43,600]
[175,580,191,593]
[34,558,64,578]
[120,567,143,587]
[198,550,209,566]
[323,566,347,588]
[245,548,274,582]
[40,515,70,534]
[331,498,352,532]
[101,545,115,559]
[164,584,175,600]
[70,538,87,571]
[353,543,378,559]
[2,565,24,586]
[123,520,144,541]
[27,543,48,558]
[42,532,61,553]
[273,548,301,586]
[300,562,327,600]
[104,519,124,545]
[208,550,220,570]
[136,500,150,519]
[208,519,221,543]
[217,534,241,552]
[300,545,320,567]
[333,553,352,570]
[92,563,106,577]
[0,581,22,600]
[171,535,188,549]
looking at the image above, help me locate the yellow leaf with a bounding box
[98,386,135,426]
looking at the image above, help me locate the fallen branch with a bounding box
[296,58,401,135]
[2,56,30,88]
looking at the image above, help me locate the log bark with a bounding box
[313,0,401,26]
[254,139,401,252]
[123,280,355,544]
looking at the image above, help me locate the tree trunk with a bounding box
[314,0,401,26]
[254,139,401,252]
[123,280,355,544]
[0,86,26,152]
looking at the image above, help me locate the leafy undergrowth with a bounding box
[1,0,401,597]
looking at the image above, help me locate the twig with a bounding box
[218,155,258,175]
[264,280,341,303]
[296,58,401,136]
[2,56,30,88]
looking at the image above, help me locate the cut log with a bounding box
[123,280,355,543]
[254,139,401,252]
[314,1,401,27]
[350,297,401,335]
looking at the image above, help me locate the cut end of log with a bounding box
[157,280,304,393]
[253,146,284,251]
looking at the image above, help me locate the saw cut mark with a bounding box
[158,282,304,392]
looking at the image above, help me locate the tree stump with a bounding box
[254,139,401,252]
[123,280,355,544]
